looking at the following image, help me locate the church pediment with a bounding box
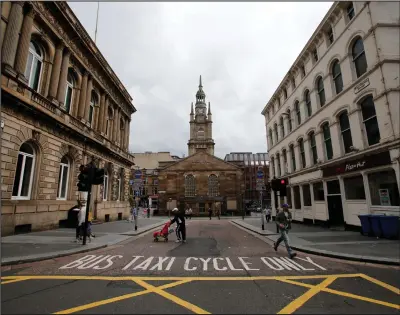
[160,150,239,172]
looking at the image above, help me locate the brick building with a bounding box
[1,2,136,235]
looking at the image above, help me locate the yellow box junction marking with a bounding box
[1,273,399,314]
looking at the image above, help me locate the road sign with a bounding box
[256,178,264,184]
[257,170,264,179]
[129,179,134,185]
[134,170,142,179]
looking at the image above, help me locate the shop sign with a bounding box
[322,151,391,177]
[379,189,391,206]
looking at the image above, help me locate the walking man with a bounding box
[208,207,212,220]
[273,204,296,259]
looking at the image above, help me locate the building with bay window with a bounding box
[1,2,136,235]
[261,1,399,228]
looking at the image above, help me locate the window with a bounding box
[368,170,400,206]
[332,60,343,94]
[295,101,301,125]
[302,185,312,206]
[360,95,380,146]
[268,129,273,147]
[106,107,113,136]
[327,27,334,45]
[283,88,287,100]
[276,153,281,177]
[322,123,333,160]
[287,110,292,132]
[300,65,306,78]
[290,144,296,172]
[304,90,312,117]
[270,157,275,178]
[352,37,367,78]
[12,142,35,199]
[64,70,74,113]
[316,76,326,107]
[103,172,108,201]
[293,186,301,209]
[298,138,306,168]
[309,132,318,165]
[313,182,325,201]
[280,116,284,138]
[185,175,196,197]
[344,176,366,200]
[25,41,43,91]
[208,174,219,197]
[89,92,97,127]
[312,48,318,62]
[347,2,355,20]
[282,149,288,174]
[57,156,70,200]
[274,123,278,142]
[339,111,353,153]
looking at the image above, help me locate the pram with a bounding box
[153,221,174,242]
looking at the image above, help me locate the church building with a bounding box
[158,77,244,216]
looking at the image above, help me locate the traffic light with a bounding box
[92,168,105,185]
[77,164,91,192]
[279,178,288,197]
[271,178,280,191]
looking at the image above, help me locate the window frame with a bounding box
[322,123,333,160]
[208,174,219,197]
[185,174,196,197]
[304,90,312,117]
[279,116,285,138]
[295,101,301,125]
[64,71,74,113]
[290,144,296,172]
[103,173,109,201]
[309,132,318,165]
[57,157,70,200]
[332,60,343,94]
[25,41,43,92]
[12,145,36,200]
[287,110,293,132]
[316,76,326,107]
[360,95,380,146]
[339,111,353,154]
[352,37,368,78]
[298,138,306,169]
[347,2,355,21]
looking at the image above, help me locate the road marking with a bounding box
[279,278,400,310]
[135,279,210,314]
[277,276,337,314]
[358,274,400,295]
[1,278,29,285]
[53,279,191,314]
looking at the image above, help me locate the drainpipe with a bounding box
[366,2,396,139]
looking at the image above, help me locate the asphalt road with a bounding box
[2,220,399,314]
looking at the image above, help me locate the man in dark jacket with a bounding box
[273,204,296,259]
[170,208,186,243]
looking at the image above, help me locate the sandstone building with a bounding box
[158,78,244,216]
[1,2,136,235]
[261,1,399,228]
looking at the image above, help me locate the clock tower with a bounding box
[188,76,215,156]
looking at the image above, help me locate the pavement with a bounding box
[232,217,400,266]
[1,220,399,314]
[1,217,166,266]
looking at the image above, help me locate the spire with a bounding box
[195,75,206,105]
[190,102,194,114]
[199,75,202,88]
[208,102,211,115]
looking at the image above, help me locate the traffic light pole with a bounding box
[82,164,95,246]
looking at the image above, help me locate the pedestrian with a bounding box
[129,206,135,222]
[147,207,151,218]
[266,207,272,223]
[216,207,220,220]
[77,200,87,242]
[170,207,186,243]
[188,207,192,220]
[273,204,296,259]
[185,208,189,220]
[208,208,212,220]
[74,200,82,242]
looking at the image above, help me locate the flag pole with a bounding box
[94,2,99,44]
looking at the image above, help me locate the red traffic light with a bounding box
[281,179,286,184]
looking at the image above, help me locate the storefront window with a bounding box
[302,185,312,206]
[293,186,301,209]
[313,182,325,201]
[344,176,366,200]
[368,170,400,206]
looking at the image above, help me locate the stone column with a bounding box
[330,121,342,159]
[101,95,108,134]
[84,77,93,122]
[116,108,121,144]
[14,4,36,82]
[315,131,324,163]
[125,120,130,150]
[56,48,71,105]
[112,106,118,142]
[48,41,64,100]
[303,139,311,168]
[77,72,88,119]
[97,92,106,132]
[1,2,24,75]
[286,148,292,173]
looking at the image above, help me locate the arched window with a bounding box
[282,149,288,174]
[106,107,113,136]
[208,174,219,197]
[289,144,296,172]
[298,138,306,168]
[57,156,70,200]
[25,41,43,91]
[89,92,98,127]
[316,77,326,107]
[309,132,318,165]
[12,142,35,199]
[274,123,278,142]
[280,116,285,138]
[185,175,196,197]
[352,37,367,78]
[287,109,293,132]
[304,90,312,117]
[64,69,74,113]
[294,101,301,125]
[276,153,281,177]
[322,123,333,160]
[332,60,343,94]
[339,111,353,153]
[197,128,205,140]
[103,171,109,201]
[360,95,380,145]
[268,129,273,147]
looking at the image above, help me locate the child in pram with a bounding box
[153,221,174,242]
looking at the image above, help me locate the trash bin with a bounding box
[369,215,384,238]
[379,216,400,239]
[358,215,372,236]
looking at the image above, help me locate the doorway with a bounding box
[326,180,345,228]
[199,203,205,213]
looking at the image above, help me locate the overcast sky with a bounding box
[68,2,333,159]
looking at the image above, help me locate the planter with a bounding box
[369,215,384,238]
[358,215,372,236]
[379,216,400,239]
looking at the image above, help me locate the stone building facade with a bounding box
[261,1,400,228]
[1,2,136,235]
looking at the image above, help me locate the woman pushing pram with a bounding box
[170,207,186,243]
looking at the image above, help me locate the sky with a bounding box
[68,2,333,159]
